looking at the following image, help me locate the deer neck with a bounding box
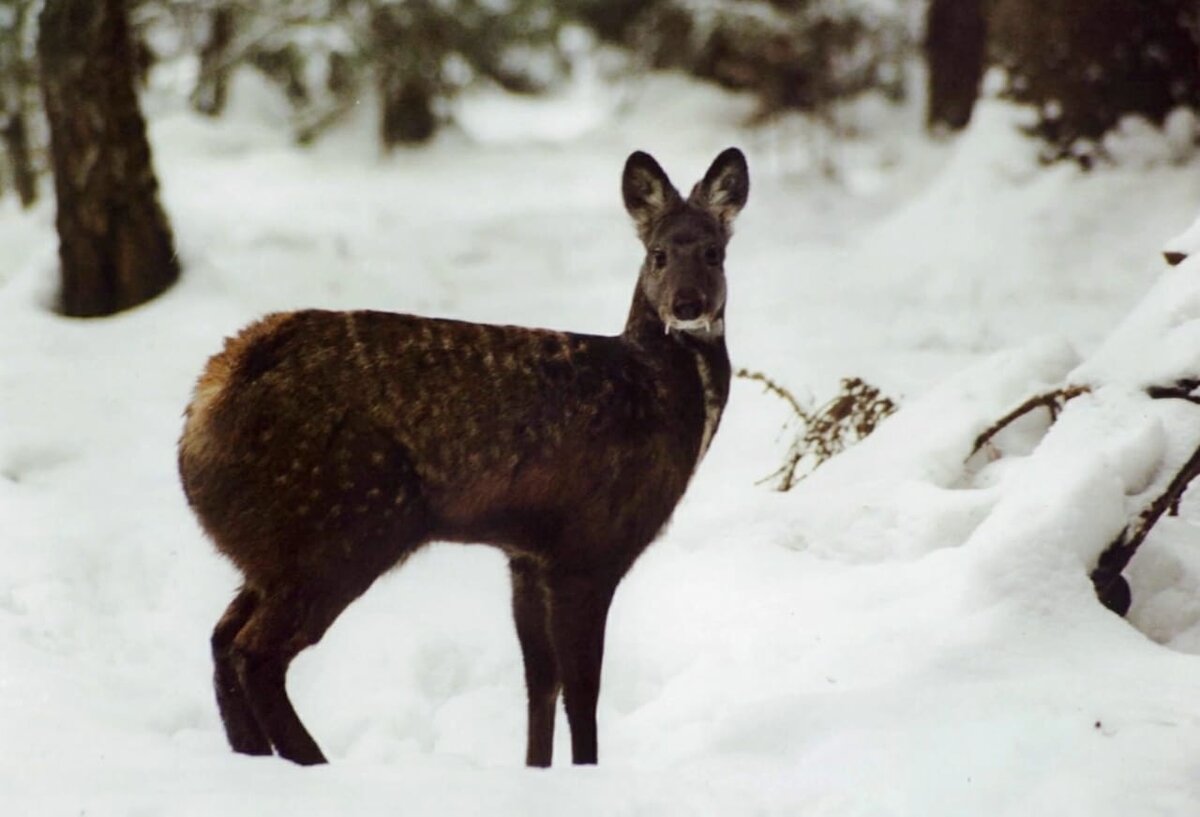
[622,284,731,464]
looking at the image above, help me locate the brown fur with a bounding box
[179,148,749,767]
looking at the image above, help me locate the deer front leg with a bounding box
[509,557,560,767]
[546,569,618,765]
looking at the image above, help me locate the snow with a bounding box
[1165,206,1200,264]
[4,62,1200,815]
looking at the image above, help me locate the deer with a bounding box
[177,148,750,768]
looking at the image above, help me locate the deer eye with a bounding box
[651,249,668,269]
[704,246,721,265]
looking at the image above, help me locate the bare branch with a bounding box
[735,367,810,422]
[1091,439,1200,615]
[969,385,1091,458]
[1147,379,1200,405]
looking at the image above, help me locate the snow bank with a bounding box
[1165,208,1200,264]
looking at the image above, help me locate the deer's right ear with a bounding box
[623,151,679,239]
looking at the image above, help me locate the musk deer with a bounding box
[178,148,750,767]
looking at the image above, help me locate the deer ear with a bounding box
[623,151,680,239]
[690,147,749,227]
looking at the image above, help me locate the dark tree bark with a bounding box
[573,0,659,43]
[371,4,438,147]
[924,0,987,131]
[380,80,436,146]
[38,0,179,318]
[191,5,237,117]
[1,111,37,208]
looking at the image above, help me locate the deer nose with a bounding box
[671,289,707,322]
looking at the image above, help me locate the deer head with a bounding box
[622,148,749,339]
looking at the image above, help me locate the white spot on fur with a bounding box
[690,348,722,464]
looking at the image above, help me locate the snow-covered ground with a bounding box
[4,63,1200,816]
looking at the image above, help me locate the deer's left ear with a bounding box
[689,147,749,227]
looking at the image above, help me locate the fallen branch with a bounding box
[969,385,1091,458]
[1089,380,1200,613]
[1146,378,1200,406]
[1091,439,1200,615]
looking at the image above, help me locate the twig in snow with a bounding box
[738,369,897,491]
[1089,380,1200,614]
[1091,440,1200,616]
[735,367,808,421]
[969,385,1091,459]
[1146,378,1200,406]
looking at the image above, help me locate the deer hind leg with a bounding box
[229,582,364,766]
[212,587,271,756]
[222,433,428,765]
[509,557,560,767]
[227,518,427,766]
[546,569,619,766]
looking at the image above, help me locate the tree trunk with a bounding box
[38,0,180,318]
[191,5,237,117]
[372,5,437,148]
[924,0,987,131]
[0,0,38,207]
[574,0,658,44]
[2,111,37,208]
[380,80,436,147]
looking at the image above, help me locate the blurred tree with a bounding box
[370,0,440,145]
[190,3,236,116]
[568,0,658,44]
[990,0,1200,163]
[619,0,912,120]
[39,0,180,317]
[169,0,571,147]
[363,0,571,148]
[923,0,987,131]
[148,0,339,135]
[0,0,40,208]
